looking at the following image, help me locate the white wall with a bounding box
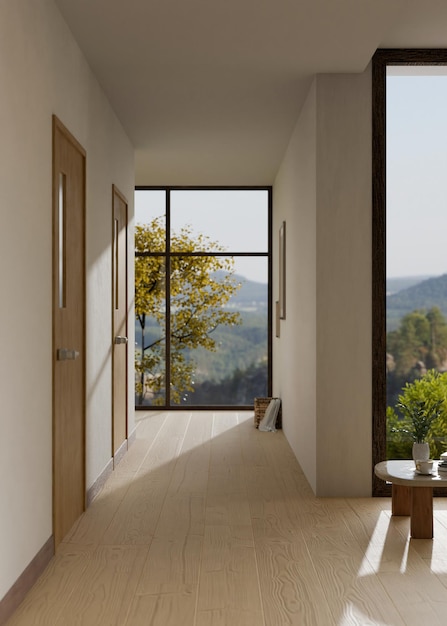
[273,82,318,492]
[315,70,372,496]
[0,0,135,600]
[273,67,372,496]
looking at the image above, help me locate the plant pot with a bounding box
[412,441,430,464]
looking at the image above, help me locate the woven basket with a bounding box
[254,397,282,429]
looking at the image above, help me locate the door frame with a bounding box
[112,184,129,461]
[52,115,86,544]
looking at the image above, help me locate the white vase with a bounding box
[412,441,430,464]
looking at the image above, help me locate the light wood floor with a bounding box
[7,411,447,625]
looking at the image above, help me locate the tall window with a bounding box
[135,187,271,409]
[372,50,447,495]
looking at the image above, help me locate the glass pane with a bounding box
[170,189,268,252]
[114,218,119,310]
[135,189,166,252]
[134,255,166,406]
[169,256,268,406]
[58,173,66,308]
[386,70,447,459]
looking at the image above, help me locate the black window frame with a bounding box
[135,185,273,411]
[372,49,447,495]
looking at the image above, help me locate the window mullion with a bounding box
[165,189,171,406]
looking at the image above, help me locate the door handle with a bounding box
[57,348,80,361]
[115,336,128,345]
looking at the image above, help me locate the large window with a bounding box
[372,50,447,495]
[135,187,271,409]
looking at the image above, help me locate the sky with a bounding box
[135,76,447,284]
[134,188,269,283]
[387,71,447,279]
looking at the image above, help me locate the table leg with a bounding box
[392,484,411,515]
[411,487,433,539]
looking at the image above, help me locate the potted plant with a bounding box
[393,397,444,461]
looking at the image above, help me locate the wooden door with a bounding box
[52,116,86,548]
[112,185,128,458]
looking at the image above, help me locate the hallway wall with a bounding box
[272,81,318,492]
[0,0,135,601]
[273,66,372,496]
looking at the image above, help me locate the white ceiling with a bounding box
[54,0,447,185]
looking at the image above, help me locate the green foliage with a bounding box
[386,306,447,412]
[387,370,447,459]
[387,307,447,376]
[135,218,242,405]
[394,398,442,443]
[183,361,268,405]
[386,296,447,459]
[185,311,267,384]
[387,406,413,459]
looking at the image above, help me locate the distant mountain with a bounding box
[387,274,447,331]
[135,273,268,349]
[229,274,267,309]
[386,275,433,295]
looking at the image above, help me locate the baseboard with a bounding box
[113,428,137,470]
[86,458,113,507]
[0,535,54,625]
[128,426,137,446]
[86,428,138,506]
[113,438,128,469]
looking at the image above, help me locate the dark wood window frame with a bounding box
[372,49,447,496]
[135,185,273,411]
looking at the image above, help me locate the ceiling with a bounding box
[54,0,447,186]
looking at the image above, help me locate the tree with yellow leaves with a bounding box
[135,217,241,405]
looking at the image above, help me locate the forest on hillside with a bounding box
[387,273,447,331]
[387,305,447,407]
[386,274,447,457]
[386,274,447,406]
[135,275,268,406]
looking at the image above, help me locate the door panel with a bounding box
[52,116,86,547]
[112,185,128,456]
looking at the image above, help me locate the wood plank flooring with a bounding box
[7,411,447,625]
